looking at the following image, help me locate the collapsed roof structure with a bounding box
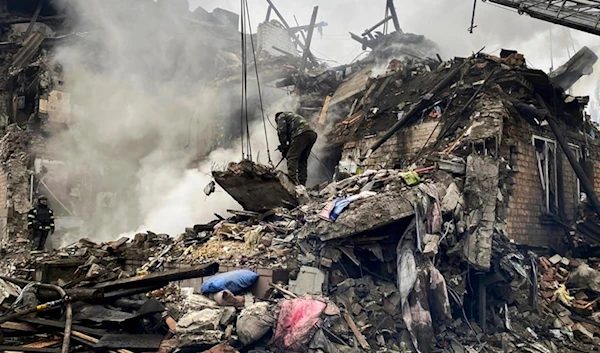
[1,1,600,353]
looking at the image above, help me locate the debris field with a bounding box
[2,1,600,353]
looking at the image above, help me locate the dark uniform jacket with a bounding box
[277,112,314,146]
[27,205,55,232]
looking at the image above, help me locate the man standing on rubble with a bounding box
[27,195,55,253]
[275,111,318,186]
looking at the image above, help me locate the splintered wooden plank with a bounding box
[318,95,332,125]
[0,321,37,332]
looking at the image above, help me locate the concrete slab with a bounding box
[463,155,499,271]
[213,161,298,212]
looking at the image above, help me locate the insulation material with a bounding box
[272,298,327,352]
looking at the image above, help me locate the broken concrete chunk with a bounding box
[289,266,325,296]
[441,182,461,214]
[177,308,224,331]
[549,254,563,265]
[437,159,466,175]
[573,323,594,342]
[184,294,219,310]
[213,161,298,212]
[219,307,237,326]
[0,279,19,305]
[178,331,224,347]
[320,257,333,268]
[86,263,105,279]
[236,302,275,345]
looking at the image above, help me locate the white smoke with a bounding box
[49,0,295,244]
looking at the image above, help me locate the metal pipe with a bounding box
[0,277,72,353]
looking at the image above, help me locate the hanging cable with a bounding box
[239,0,246,160]
[239,0,252,161]
[244,0,272,165]
[549,27,554,72]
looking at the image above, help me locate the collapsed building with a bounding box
[0,0,600,353]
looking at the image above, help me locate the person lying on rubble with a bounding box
[275,111,318,186]
[27,195,55,254]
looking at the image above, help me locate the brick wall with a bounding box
[341,119,441,170]
[0,170,7,243]
[593,159,600,196]
[503,119,589,247]
[257,21,298,57]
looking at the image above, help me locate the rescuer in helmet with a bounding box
[27,195,55,253]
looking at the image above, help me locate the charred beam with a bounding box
[299,6,319,73]
[265,0,291,28]
[24,0,44,38]
[92,263,219,292]
[0,15,66,25]
[288,21,328,34]
[386,0,403,33]
[362,15,393,36]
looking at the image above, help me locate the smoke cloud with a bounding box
[49,0,291,244]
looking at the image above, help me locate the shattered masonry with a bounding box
[1,1,600,353]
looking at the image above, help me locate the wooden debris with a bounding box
[318,95,332,126]
[342,312,370,350]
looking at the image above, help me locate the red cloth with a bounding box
[272,298,327,352]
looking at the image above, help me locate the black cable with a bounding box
[239,0,252,161]
[239,0,245,160]
[244,0,272,165]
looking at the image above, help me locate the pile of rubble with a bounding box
[0,157,594,353]
[538,253,600,345]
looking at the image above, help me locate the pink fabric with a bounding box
[272,298,327,352]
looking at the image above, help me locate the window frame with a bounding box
[532,135,558,214]
[568,143,583,205]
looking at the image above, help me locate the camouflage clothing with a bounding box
[276,112,317,186]
[276,112,314,146]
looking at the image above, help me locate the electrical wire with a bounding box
[239,0,245,160]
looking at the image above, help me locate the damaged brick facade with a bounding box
[333,56,600,249]
[341,120,441,170]
[502,116,592,247]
